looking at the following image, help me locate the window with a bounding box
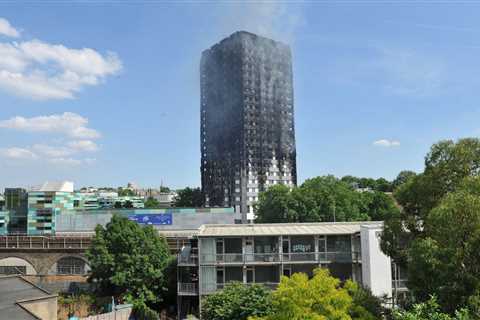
[0,266,27,275]
[57,257,86,275]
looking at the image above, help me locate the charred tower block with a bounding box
[201,31,297,220]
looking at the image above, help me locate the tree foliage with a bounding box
[382,139,480,261]
[393,297,471,320]
[392,171,417,190]
[173,187,204,207]
[86,215,172,311]
[201,282,272,320]
[159,186,170,193]
[256,176,398,223]
[406,177,480,313]
[341,176,393,192]
[252,268,379,320]
[118,188,135,196]
[381,138,480,313]
[144,197,160,208]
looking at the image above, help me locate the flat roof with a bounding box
[198,221,383,237]
[0,276,57,320]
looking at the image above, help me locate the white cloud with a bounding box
[84,158,96,165]
[0,18,20,38]
[373,139,401,147]
[67,140,99,152]
[48,157,82,166]
[33,140,99,158]
[32,144,72,158]
[0,147,37,159]
[0,112,100,139]
[0,33,122,99]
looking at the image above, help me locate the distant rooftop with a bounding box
[198,221,383,237]
[35,181,74,193]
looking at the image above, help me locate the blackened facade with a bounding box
[200,31,297,220]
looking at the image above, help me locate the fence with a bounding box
[80,307,132,320]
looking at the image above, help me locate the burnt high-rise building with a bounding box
[201,31,297,220]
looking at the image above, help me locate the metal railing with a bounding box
[195,251,361,265]
[0,235,92,250]
[392,279,408,290]
[201,282,280,294]
[178,282,198,295]
[178,254,198,265]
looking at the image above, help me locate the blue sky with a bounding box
[1,2,480,190]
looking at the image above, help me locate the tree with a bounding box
[360,191,400,221]
[382,138,480,262]
[406,177,480,313]
[255,175,398,223]
[201,282,272,320]
[86,215,172,314]
[345,280,385,320]
[118,188,135,197]
[173,187,204,207]
[253,268,377,320]
[144,197,160,209]
[255,185,297,223]
[393,297,471,320]
[159,186,170,193]
[392,171,417,190]
[124,200,134,209]
[375,178,393,192]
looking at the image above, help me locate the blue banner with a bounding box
[127,213,172,225]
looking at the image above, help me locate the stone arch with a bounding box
[48,254,90,275]
[0,256,38,275]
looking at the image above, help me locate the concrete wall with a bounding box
[24,275,91,294]
[360,224,392,298]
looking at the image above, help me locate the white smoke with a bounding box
[217,1,305,44]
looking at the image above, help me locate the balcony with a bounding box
[196,251,361,265]
[201,282,279,294]
[392,279,408,291]
[178,283,198,296]
[178,254,198,266]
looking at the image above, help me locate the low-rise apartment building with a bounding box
[177,222,396,319]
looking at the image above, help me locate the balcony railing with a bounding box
[392,279,408,290]
[178,283,198,295]
[195,251,361,265]
[202,282,280,294]
[0,235,91,250]
[178,254,198,265]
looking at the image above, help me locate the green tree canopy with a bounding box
[118,188,135,196]
[382,138,480,263]
[392,171,417,190]
[393,297,471,320]
[173,187,204,207]
[159,186,170,193]
[256,176,398,223]
[86,215,172,312]
[144,197,160,208]
[406,177,480,313]
[252,268,379,320]
[201,282,272,320]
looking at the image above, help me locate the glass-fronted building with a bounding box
[27,191,76,235]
